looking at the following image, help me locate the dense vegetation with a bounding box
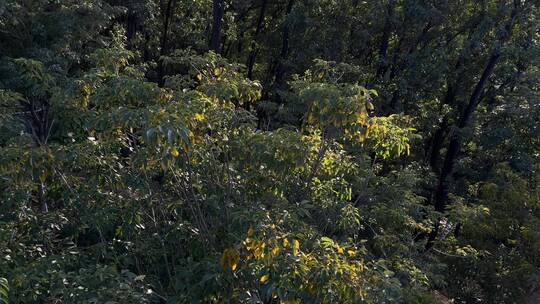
[0,0,539,303]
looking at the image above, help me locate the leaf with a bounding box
[167,129,175,144]
[271,246,280,257]
[0,278,8,304]
[220,248,240,271]
[194,113,205,122]
[321,237,334,246]
[146,128,156,142]
[260,274,269,284]
[366,101,374,111]
[293,239,300,256]
[178,127,191,147]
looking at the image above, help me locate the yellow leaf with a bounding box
[194,113,205,121]
[220,248,240,271]
[253,242,266,259]
[359,259,365,272]
[282,238,289,247]
[336,246,344,254]
[366,101,374,111]
[271,246,280,257]
[293,239,300,256]
[260,274,269,284]
[347,250,356,257]
[196,74,203,81]
[359,133,366,142]
[170,147,180,157]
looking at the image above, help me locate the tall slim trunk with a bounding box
[246,0,268,80]
[125,11,138,47]
[273,0,294,86]
[434,52,501,211]
[426,17,486,171]
[426,1,520,249]
[375,0,396,79]
[427,84,457,171]
[424,3,492,165]
[434,1,519,212]
[428,117,448,170]
[347,0,360,56]
[209,0,225,53]
[157,0,176,86]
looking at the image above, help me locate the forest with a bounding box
[0,0,539,303]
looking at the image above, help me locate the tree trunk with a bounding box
[157,0,176,87]
[272,0,295,86]
[246,0,268,80]
[426,1,520,250]
[209,0,225,53]
[426,19,483,173]
[427,83,458,172]
[375,0,396,78]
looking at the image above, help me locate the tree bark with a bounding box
[209,0,225,53]
[425,16,486,172]
[246,0,268,80]
[426,1,520,250]
[375,0,396,79]
[272,0,295,86]
[157,0,176,86]
[434,1,519,213]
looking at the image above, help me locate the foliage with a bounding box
[0,0,539,303]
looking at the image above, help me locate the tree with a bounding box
[209,0,225,53]
[1,0,539,302]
